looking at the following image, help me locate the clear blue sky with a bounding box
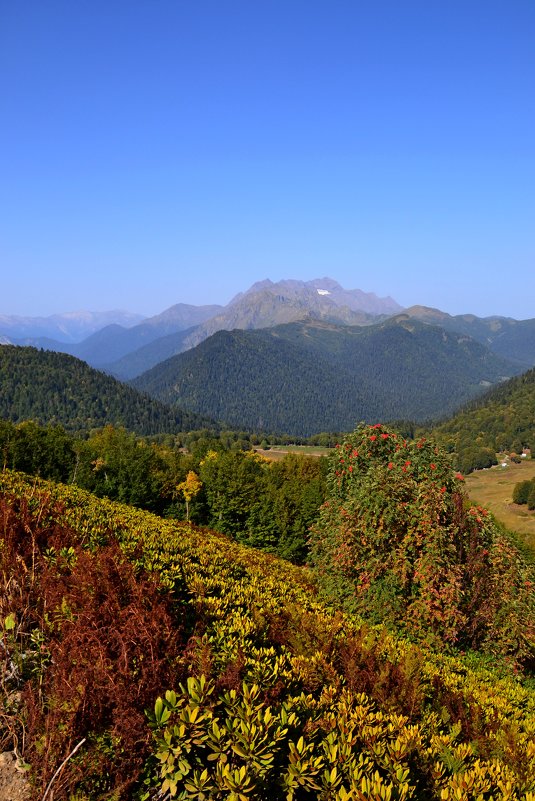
[1,0,534,318]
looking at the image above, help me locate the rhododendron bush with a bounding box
[310,424,535,666]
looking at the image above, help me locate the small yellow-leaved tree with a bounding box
[176,470,202,522]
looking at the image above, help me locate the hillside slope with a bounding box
[430,365,535,471]
[0,345,210,435]
[1,469,534,799]
[405,305,535,367]
[104,326,197,379]
[133,317,519,435]
[137,327,370,435]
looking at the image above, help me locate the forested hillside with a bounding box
[136,328,364,435]
[429,366,535,473]
[0,345,210,435]
[405,306,535,366]
[133,317,519,435]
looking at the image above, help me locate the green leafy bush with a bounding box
[309,424,535,663]
[513,480,535,505]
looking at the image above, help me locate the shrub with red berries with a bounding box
[310,424,535,667]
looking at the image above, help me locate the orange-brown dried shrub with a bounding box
[1,491,187,800]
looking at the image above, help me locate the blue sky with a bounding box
[1,1,534,318]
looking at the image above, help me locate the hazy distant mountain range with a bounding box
[1,279,404,378]
[0,309,145,343]
[2,277,535,436]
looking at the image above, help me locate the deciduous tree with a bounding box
[176,470,202,522]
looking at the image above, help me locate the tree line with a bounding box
[0,419,327,563]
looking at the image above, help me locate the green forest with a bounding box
[0,418,327,564]
[428,367,535,474]
[2,339,534,481]
[132,318,518,436]
[0,345,210,435]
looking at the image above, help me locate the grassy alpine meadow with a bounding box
[465,459,535,553]
[1,465,535,800]
[255,444,332,461]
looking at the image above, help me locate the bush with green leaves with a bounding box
[513,479,535,506]
[309,424,535,664]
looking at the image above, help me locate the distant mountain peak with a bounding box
[230,277,402,316]
[403,304,451,319]
[307,277,344,291]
